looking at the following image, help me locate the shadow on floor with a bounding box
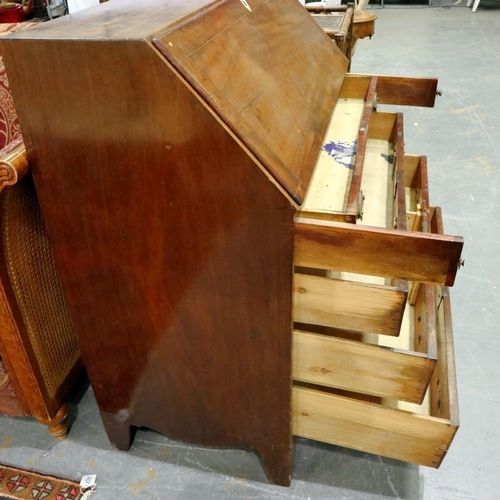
[293,438,423,499]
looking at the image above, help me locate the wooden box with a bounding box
[0,0,463,485]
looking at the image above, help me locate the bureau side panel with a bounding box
[2,39,294,484]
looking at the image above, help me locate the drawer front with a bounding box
[292,207,459,468]
[294,216,463,286]
[340,74,438,108]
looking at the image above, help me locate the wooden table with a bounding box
[309,7,377,69]
[353,10,377,40]
[309,6,354,65]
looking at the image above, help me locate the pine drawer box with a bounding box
[0,0,463,486]
[293,208,459,468]
[294,125,437,405]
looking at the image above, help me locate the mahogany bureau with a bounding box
[1,0,463,485]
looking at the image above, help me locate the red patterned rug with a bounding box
[0,22,39,150]
[0,464,80,500]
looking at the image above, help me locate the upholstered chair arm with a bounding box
[0,138,28,193]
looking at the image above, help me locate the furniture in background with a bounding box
[0,4,26,23]
[0,22,82,438]
[43,0,68,21]
[467,0,482,12]
[353,9,376,40]
[301,0,342,7]
[307,4,377,68]
[356,0,370,8]
[2,0,463,485]
[307,5,354,65]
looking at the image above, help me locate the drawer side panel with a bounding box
[293,273,405,336]
[293,386,457,467]
[293,331,435,404]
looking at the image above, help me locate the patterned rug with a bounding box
[0,465,79,500]
[0,22,39,151]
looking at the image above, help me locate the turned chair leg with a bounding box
[37,402,69,440]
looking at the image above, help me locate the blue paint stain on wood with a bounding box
[322,140,357,169]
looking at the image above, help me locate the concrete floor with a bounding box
[2,5,500,499]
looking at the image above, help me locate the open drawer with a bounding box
[292,207,459,468]
[293,276,436,403]
[292,151,456,403]
[295,116,422,339]
[292,211,440,404]
[301,74,439,224]
[293,141,414,337]
[293,208,463,286]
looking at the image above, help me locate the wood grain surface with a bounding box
[346,76,377,220]
[294,217,464,286]
[429,208,459,428]
[154,0,348,204]
[293,324,435,404]
[2,30,295,485]
[292,382,456,468]
[292,207,459,468]
[293,272,405,336]
[0,0,216,40]
[340,74,439,108]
